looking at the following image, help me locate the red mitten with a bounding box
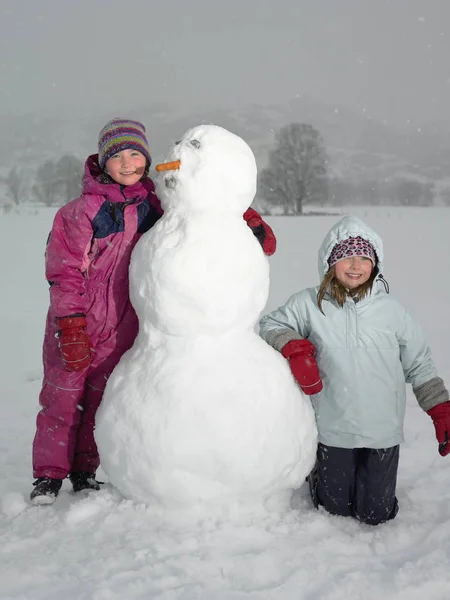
[56,314,93,372]
[427,402,450,457]
[281,339,323,395]
[243,208,277,256]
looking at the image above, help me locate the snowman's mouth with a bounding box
[165,176,177,189]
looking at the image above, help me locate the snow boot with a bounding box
[30,477,63,505]
[307,464,320,510]
[69,472,102,493]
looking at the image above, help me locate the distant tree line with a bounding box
[3,124,331,215]
[3,155,83,207]
[1,129,446,214]
[328,178,441,208]
[254,121,445,214]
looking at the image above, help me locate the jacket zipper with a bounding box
[353,297,360,347]
[345,303,349,350]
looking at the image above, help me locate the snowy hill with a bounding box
[2,98,450,191]
[1,206,450,599]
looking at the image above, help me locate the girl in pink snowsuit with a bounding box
[31,118,277,504]
[30,118,163,503]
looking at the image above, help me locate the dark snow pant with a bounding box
[309,443,399,526]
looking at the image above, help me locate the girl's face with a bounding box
[334,256,373,289]
[105,149,147,186]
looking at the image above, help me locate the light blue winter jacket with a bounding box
[259,216,446,449]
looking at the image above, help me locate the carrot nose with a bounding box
[155,160,181,172]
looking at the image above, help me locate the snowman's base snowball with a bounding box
[96,332,318,512]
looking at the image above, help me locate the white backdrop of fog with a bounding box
[1,0,450,128]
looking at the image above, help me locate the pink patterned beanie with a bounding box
[328,236,377,268]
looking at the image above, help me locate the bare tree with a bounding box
[32,161,59,206]
[5,167,25,206]
[392,179,433,207]
[259,123,328,214]
[55,155,83,203]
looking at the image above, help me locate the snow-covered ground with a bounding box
[1,206,449,600]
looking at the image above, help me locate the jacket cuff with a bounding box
[414,376,450,411]
[261,328,303,353]
[56,315,88,331]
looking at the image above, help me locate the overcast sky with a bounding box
[1,0,449,127]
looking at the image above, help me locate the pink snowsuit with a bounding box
[32,155,163,479]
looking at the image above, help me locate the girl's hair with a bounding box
[317,264,379,314]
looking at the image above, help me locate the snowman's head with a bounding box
[155,125,257,214]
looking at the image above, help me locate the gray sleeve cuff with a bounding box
[414,376,450,411]
[261,328,303,353]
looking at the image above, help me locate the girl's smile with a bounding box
[105,149,147,186]
[334,256,373,289]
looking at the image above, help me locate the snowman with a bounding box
[95,125,317,515]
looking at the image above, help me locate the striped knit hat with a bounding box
[328,236,377,268]
[97,118,152,170]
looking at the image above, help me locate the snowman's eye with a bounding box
[190,139,201,149]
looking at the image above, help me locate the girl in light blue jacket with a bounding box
[259,216,450,525]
